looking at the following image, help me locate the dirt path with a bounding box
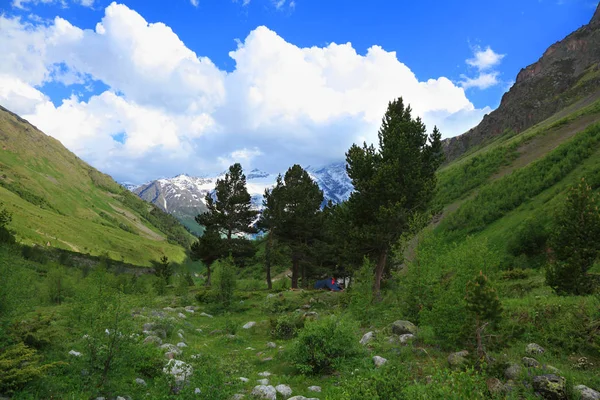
[35,229,80,252]
[109,203,165,241]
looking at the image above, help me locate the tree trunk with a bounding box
[373,249,388,300]
[291,254,299,289]
[266,235,273,290]
[205,263,212,287]
[301,262,307,288]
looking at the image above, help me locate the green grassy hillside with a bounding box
[0,105,194,266]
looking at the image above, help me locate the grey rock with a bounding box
[243,321,256,329]
[176,342,188,348]
[526,343,545,355]
[257,378,270,385]
[275,384,292,397]
[200,312,213,318]
[504,363,522,380]
[287,397,319,400]
[177,312,187,319]
[69,350,82,357]
[239,377,249,382]
[360,331,375,345]
[523,357,541,368]
[399,334,415,344]
[532,374,567,400]
[143,322,156,331]
[308,386,322,392]
[373,356,388,367]
[195,388,201,394]
[160,343,182,355]
[447,350,469,368]
[185,305,199,311]
[231,395,245,400]
[143,335,162,345]
[135,378,147,386]
[163,359,193,383]
[391,320,417,335]
[266,342,277,348]
[303,311,319,319]
[251,385,276,400]
[258,371,272,377]
[574,385,600,400]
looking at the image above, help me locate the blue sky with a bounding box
[0,0,598,182]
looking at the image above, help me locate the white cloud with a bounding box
[12,0,94,9]
[190,0,198,7]
[459,72,500,90]
[0,3,491,183]
[466,46,505,71]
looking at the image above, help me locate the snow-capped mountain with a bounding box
[127,163,354,234]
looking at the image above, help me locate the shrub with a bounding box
[0,342,62,394]
[153,256,173,284]
[212,257,237,310]
[290,315,362,375]
[262,294,294,315]
[44,264,74,305]
[269,314,304,339]
[500,268,530,280]
[0,203,15,245]
[506,217,550,259]
[348,257,375,326]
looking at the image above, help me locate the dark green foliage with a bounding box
[347,257,375,326]
[345,98,444,296]
[212,257,237,310]
[153,255,173,284]
[506,216,550,260]
[441,123,600,236]
[196,163,258,242]
[0,180,58,213]
[0,202,15,244]
[0,342,61,394]
[546,178,600,294]
[465,271,503,325]
[290,316,362,375]
[260,165,324,288]
[190,226,224,286]
[269,314,304,339]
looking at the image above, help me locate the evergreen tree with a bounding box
[345,98,444,297]
[0,202,15,244]
[261,165,323,289]
[258,176,286,289]
[190,227,224,286]
[546,178,600,295]
[196,163,258,245]
[153,256,173,284]
[465,271,502,361]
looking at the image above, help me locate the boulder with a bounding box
[526,343,545,355]
[373,356,388,367]
[177,342,188,348]
[399,334,415,344]
[69,350,82,357]
[257,379,269,385]
[308,386,322,392]
[239,377,249,382]
[258,371,272,377]
[231,395,245,400]
[200,312,213,318]
[275,384,292,397]
[544,365,560,374]
[177,313,187,319]
[574,385,600,400]
[486,378,506,396]
[135,378,147,386]
[143,335,162,345]
[447,350,469,368]
[288,397,319,400]
[163,359,193,383]
[194,388,201,394]
[504,363,522,380]
[243,321,256,329]
[251,385,276,400]
[360,331,375,345]
[391,320,417,335]
[523,357,541,368]
[532,374,567,400]
[266,342,277,349]
[185,305,199,311]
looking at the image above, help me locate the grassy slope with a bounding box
[0,105,193,266]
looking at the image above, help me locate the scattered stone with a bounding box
[69,350,82,357]
[267,293,276,299]
[275,384,292,397]
[574,385,600,400]
[143,335,162,345]
[226,334,237,339]
[160,344,182,356]
[303,311,319,319]
[177,312,187,319]
[178,332,185,339]
[257,379,270,385]
[504,363,522,380]
[190,354,202,359]
[399,334,415,344]
[360,331,375,345]
[135,378,146,386]
[301,304,311,310]
[447,350,469,368]
[373,356,388,367]
[251,385,276,400]
[544,365,560,374]
[526,343,545,355]
[239,377,249,383]
[246,347,256,350]
[231,395,245,400]
[261,357,273,362]
[185,309,195,314]
[163,307,175,311]
[391,320,417,335]
[532,374,567,400]
[185,305,199,311]
[308,386,322,393]
[523,357,541,368]
[154,329,167,339]
[387,336,398,344]
[486,378,509,396]
[195,388,201,394]
[287,397,319,400]
[163,359,193,383]
[266,342,277,349]
[309,297,317,303]
[143,322,156,331]
[196,328,203,333]
[165,352,177,360]
[200,312,214,318]
[258,372,272,377]
[243,321,256,329]
[177,342,187,348]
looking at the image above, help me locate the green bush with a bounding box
[506,217,550,260]
[348,257,375,326]
[0,343,62,394]
[290,315,363,375]
[269,313,304,339]
[212,257,237,310]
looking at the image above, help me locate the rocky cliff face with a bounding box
[443,4,600,161]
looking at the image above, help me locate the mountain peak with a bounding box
[592,3,600,26]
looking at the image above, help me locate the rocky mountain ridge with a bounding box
[443,4,600,161]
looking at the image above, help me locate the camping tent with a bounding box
[314,278,342,291]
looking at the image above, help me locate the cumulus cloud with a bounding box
[460,45,505,90]
[12,0,94,9]
[190,0,198,7]
[0,2,490,183]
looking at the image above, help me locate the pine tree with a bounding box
[154,256,173,284]
[345,98,444,298]
[260,165,323,289]
[546,178,600,295]
[196,163,258,245]
[465,271,502,361]
[190,227,224,286]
